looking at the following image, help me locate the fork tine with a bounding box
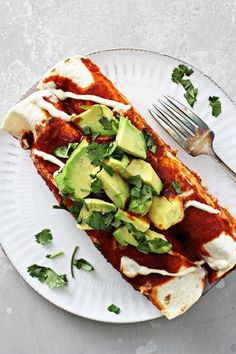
[153,104,191,139]
[164,95,209,129]
[149,108,186,148]
[158,98,196,135]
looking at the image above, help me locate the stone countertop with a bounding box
[0,1,236,353]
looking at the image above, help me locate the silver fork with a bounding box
[149,95,236,183]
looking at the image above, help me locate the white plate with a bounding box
[0,49,236,323]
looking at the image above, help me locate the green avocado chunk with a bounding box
[71,105,118,136]
[113,226,138,247]
[123,159,163,194]
[54,140,99,199]
[115,209,150,232]
[77,198,117,230]
[148,196,184,230]
[116,116,147,159]
[104,155,129,175]
[96,169,130,208]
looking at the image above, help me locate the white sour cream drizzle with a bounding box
[184,200,220,214]
[32,149,65,177]
[120,256,202,278]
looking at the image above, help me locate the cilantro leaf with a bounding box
[99,117,113,130]
[54,142,78,159]
[58,185,75,199]
[128,184,153,216]
[209,96,222,117]
[71,245,79,278]
[107,304,120,314]
[101,162,114,176]
[149,238,172,254]
[35,229,53,245]
[87,142,117,166]
[84,211,115,230]
[172,64,198,107]
[172,180,183,195]
[27,264,67,288]
[73,258,94,271]
[68,199,84,218]
[142,129,157,154]
[111,147,124,160]
[46,251,64,260]
[128,175,142,188]
[82,126,91,135]
[90,177,103,194]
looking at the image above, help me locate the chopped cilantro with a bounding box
[35,229,53,245]
[172,180,183,195]
[59,185,75,199]
[27,264,67,288]
[128,184,153,216]
[82,126,91,135]
[73,258,94,271]
[54,142,78,159]
[90,176,103,194]
[107,304,120,314]
[87,141,117,166]
[68,199,84,219]
[143,129,157,154]
[46,251,64,260]
[172,64,198,107]
[84,211,115,231]
[209,96,221,117]
[111,147,124,160]
[149,238,172,254]
[101,162,114,176]
[99,117,113,130]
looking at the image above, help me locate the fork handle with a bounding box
[210,152,236,183]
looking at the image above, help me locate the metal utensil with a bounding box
[149,95,236,183]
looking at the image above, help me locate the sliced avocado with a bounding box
[115,209,150,232]
[123,159,163,194]
[113,226,139,247]
[104,155,129,175]
[148,196,184,230]
[116,116,146,159]
[96,169,129,208]
[71,105,118,136]
[54,140,99,199]
[77,198,117,230]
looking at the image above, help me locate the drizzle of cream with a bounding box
[184,200,220,214]
[120,256,201,278]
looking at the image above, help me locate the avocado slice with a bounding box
[71,105,118,136]
[115,209,150,232]
[77,198,117,230]
[104,155,129,175]
[148,196,184,230]
[96,169,129,208]
[116,116,147,159]
[123,159,163,194]
[113,226,138,247]
[54,139,99,199]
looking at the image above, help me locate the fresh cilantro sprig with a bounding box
[172,180,183,195]
[46,251,64,260]
[27,264,67,288]
[128,184,153,216]
[209,96,221,117]
[54,143,78,159]
[68,199,84,219]
[143,129,157,154]
[90,175,103,194]
[107,304,120,314]
[35,229,53,245]
[172,64,198,107]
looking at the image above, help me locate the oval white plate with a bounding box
[0,49,236,323]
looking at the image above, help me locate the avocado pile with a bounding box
[54,105,184,255]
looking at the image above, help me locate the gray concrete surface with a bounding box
[0,0,236,353]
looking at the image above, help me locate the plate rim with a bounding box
[0,47,233,324]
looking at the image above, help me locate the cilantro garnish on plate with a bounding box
[172,64,198,107]
[107,304,120,314]
[46,251,64,260]
[35,229,53,245]
[208,96,222,117]
[54,142,78,159]
[27,264,67,288]
[172,180,183,195]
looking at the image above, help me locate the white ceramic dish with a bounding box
[0,48,235,323]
